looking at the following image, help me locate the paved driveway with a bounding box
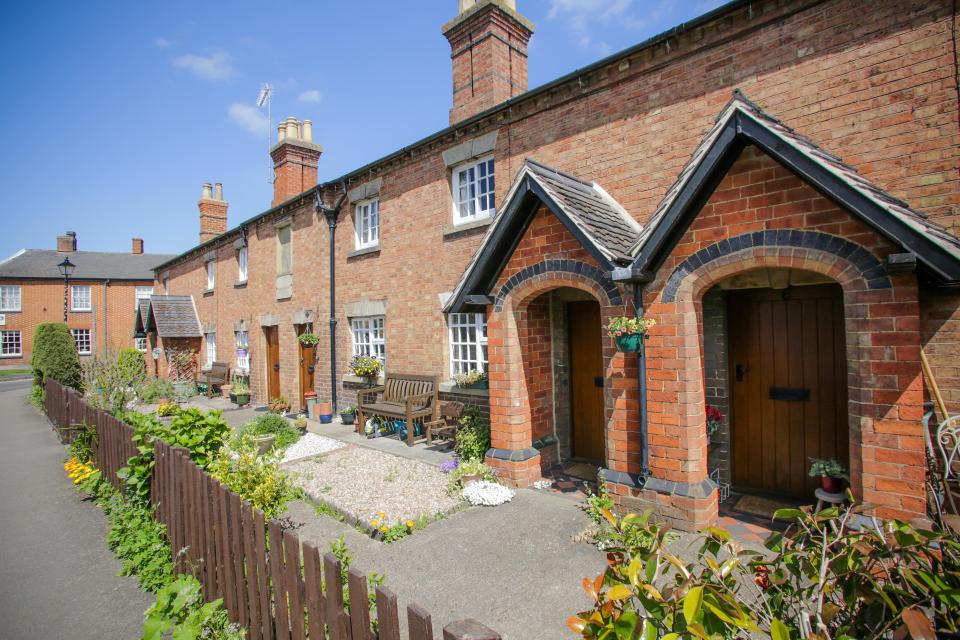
[0,380,153,639]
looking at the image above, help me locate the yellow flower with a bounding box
[379,526,388,533]
[370,519,379,527]
[406,520,414,528]
[379,512,386,519]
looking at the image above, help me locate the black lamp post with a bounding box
[57,257,75,323]
[315,183,348,413]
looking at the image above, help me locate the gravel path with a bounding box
[280,433,344,463]
[286,447,462,524]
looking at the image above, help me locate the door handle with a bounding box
[273,364,280,372]
[735,364,748,382]
[308,365,315,374]
[594,376,604,388]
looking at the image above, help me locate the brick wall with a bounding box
[702,287,730,487]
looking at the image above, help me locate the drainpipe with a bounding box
[315,182,348,413]
[633,282,650,478]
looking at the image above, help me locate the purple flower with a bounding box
[441,458,459,474]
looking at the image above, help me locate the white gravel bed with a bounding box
[279,433,345,463]
[286,447,462,525]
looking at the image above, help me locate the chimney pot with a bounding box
[277,122,286,142]
[201,182,213,200]
[285,117,299,140]
[132,238,144,254]
[214,183,223,200]
[302,120,313,143]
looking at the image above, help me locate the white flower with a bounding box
[462,480,515,506]
[532,479,553,490]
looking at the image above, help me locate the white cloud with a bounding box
[154,37,172,49]
[547,0,671,50]
[173,51,235,81]
[297,89,322,104]
[227,103,269,135]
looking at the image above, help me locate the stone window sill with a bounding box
[0,309,21,314]
[203,289,215,297]
[347,245,380,259]
[0,354,23,359]
[438,381,489,397]
[234,281,247,289]
[70,309,92,314]
[342,373,385,385]
[443,216,492,239]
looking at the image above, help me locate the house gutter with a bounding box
[316,183,348,413]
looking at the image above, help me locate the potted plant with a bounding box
[231,376,250,407]
[268,395,291,414]
[706,404,723,444]
[314,399,333,423]
[297,332,319,348]
[294,415,308,433]
[453,369,488,390]
[340,404,356,425]
[809,458,847,494]
[350,354,382,381]
[220,382,232,400]
[605,316,656,352]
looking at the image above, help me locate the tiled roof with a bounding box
[0,249,175,280]
[135,295,202,338]
[630,91,960,284]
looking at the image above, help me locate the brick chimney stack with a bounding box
[132,238,144,254]
[198,182,228,244]
[443,0,534,124]
[56,231,77,253]
[270,117,322,206]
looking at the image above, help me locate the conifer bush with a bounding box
[31,322,83,391]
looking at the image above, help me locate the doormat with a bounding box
[729,494,789,520]
[563,462,599,482]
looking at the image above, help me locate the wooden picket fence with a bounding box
[44,379,498,640]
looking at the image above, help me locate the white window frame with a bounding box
[452,156,495,224]
[237,246,248,283]
[205,332,216,367]
[0,330,21,357]
[71,285,91,312]
[350,316,385,363]
[354,198,380,249]
[206,260,215,290]
[235,330,250,372]
[135,286,153,309]
[0,285,21,312]
[448,312,488,376]
[134,336,148,352]
[71,328,91,355]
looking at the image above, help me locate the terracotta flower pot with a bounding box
[315,401,333,423]
[820,475,843,494]
[461,474,482,487]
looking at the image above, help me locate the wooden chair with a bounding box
[356,373,439,445]
[198,361,230,397]
[425,401,466,446]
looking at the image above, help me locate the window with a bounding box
[135,336,148,352]
[453,156,495,223]
[277,224,292,274]
[206,260,215,290]
[1,330,21,357]
[354,199,380,249]
[235,330,250,371]
[71,285,91,312]
[237,247,248,282]
[163,277,170,294]
[448,312,487,376]
[350,316,385,363]
[0,285,21,312]
[135,286,153,309]
[71,328,91,355]
[205,332,216,367]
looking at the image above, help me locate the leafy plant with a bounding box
[142,575,243,640]
[235,413,300,452]
[102,490,174,593]
[328,535,384,623]
[297,332,319,347]
[156,402,179,417]
[808,457,846,479]
[294,415,307,431]
[67,422,99,463]
[82,348,148,415]
[268,395,290,414]
[454,406,490,462]
[209,437,297,520]
[452,369,486,387]
[230,375,249,395]
[446,459,496,494]
[583,469,615,527]
[29,383,45,411]
[340,405,356,415]
[605,315,656,338]
[350,355,381,378]
[138,377,175,404]
[31,322,83,391]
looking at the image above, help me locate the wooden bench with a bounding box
[199,361,230,397]
[425,401,466,446]
[356,373,439,445]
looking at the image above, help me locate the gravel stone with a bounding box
[286,447,462,524]
[279,433,345,463]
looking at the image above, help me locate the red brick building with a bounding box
[146,0,960,529]
[0,232,173,368]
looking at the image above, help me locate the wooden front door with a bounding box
[728,284,848,499]
[265,326,280,402]
[298,340,315,410]
[569,301,605,462]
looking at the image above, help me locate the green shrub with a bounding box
[82,348,148,415]
[209,437,297,520]
[29,383,44,411]
[31,322,83,391]
[446,460,496,494]
[118,408,230,503]
[454,406,490,462]
[139,377,175,403]
[142,575,243,640]
[68,422,99,463]
[101,490,173,593]
[235,413,300,451]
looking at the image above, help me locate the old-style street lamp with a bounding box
[57,257,75,323]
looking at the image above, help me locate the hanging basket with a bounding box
[615,333,644,352]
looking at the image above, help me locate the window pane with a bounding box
[1,330,22,356]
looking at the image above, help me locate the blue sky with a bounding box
[0,0,723,261]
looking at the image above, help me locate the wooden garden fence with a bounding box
[44,379,500,640]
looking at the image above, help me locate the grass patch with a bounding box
[0,368,30,377]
